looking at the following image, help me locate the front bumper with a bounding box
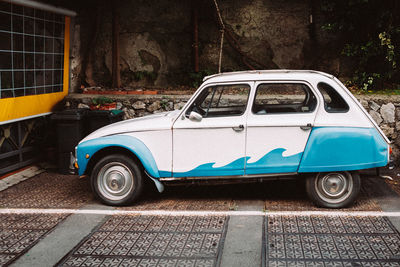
[69,152,78,175]
[388,158,395,170]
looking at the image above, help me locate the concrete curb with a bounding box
[0,166,45,192]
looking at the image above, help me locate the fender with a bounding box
[76,135,160,178]
[298,127,388,172]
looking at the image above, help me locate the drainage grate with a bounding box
[264,215,400,266]
[58,215,228,267]
[0,213,68,266]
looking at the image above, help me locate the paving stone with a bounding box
[264,215,400,266]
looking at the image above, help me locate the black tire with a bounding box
[305,171,361,208]
[91,154,143,206]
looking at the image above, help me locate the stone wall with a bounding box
[65,94,400,161]
[357,96,400,159]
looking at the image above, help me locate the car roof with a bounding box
[203,70,335,83]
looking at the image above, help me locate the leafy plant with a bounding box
[160,97,170,110]
[92,96,114,105]
[132,71,157,82]
[321,0,399,91]
[189,69,214,88]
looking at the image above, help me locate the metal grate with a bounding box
[0,213,68,266]
[58,215,228,267]
[0,118,49,176]
[0,1,64,99]
[264,215,400,266]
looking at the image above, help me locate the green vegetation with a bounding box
[92,96,114,105]
[160,97,170,109]
[189,69,214,88]
[321,0,399,91]
[132,71,157,82]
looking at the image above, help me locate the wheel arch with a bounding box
[85,146,142,176]
[77,135,160,178]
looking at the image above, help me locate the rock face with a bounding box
[360,100,369,109]
[380,103,395,123]
[147,101,161,113]
[369,110,383,125]
[72,0,345,89]
[132,101,146,110]
[174,102,186,110]
[77,103,89,109]
[369,101,380,111]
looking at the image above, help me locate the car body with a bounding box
[75,70,392,208]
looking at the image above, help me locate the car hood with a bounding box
[80,110,180,143]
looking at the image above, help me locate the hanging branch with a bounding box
[111,0,121,88]
[192,0,199,72]
[80,5,101,87]
[213,0,225,73]
[212,0,269,70]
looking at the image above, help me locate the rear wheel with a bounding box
[91,154,143,206]
[306,171,360,208]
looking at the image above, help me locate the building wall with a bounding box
[66,0,344,90]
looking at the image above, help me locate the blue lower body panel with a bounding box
[245,148,303,175]
[172,157,246,177]
[298,127,388,173]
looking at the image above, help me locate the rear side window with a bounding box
[317,82,349,113]
[252,83,317,114]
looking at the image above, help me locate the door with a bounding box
[245,81,318,175]
[172,83,251,177]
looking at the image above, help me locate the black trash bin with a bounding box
[51,109,88,174]
[87,110,123,134]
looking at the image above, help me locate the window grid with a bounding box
[0,2,65,99]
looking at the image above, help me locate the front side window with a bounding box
[252,83,317,114]
[186,84,250,118]
[317,82,349,113]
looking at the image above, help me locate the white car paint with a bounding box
[78,70,390,177]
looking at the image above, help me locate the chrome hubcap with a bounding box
[97,162,134,201]
[315,172,353,204]
[321,173,347,197]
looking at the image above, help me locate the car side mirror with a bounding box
[188,111,202,122]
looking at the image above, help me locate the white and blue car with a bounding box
[74,70,392,208]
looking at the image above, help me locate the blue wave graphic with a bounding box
[168,148,302,177]
[246,148,302,174]
[172,156,249,177]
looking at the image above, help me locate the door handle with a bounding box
[300,123,312,131]
[232,124,244,132]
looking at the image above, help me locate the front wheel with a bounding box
[91,154,143,206]
[305,171,360,208]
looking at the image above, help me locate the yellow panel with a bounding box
[0,16,71,123]
[63,16,70,94]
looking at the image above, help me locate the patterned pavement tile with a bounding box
[0,213,68,266]
[58,215,228,267]
[265,215,400,266]
[0,171,92,266]
[0,172,92,209]
[265,183,381,212]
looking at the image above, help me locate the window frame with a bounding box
[185,83,252,119]
[251,81,318,115]
[317,82,349,113]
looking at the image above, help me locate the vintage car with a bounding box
[74,70,392,208]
